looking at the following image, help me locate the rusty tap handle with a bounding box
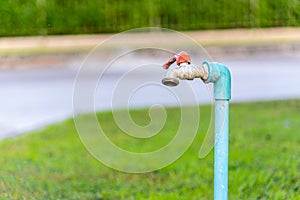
[162,56,177,69]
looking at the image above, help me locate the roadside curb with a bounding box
[1,28,300,69]
[1,28,300,56]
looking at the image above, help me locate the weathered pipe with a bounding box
[162,60,231,200]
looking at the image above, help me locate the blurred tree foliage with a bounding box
[0,0,299,36]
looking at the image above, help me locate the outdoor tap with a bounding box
[161,51,231,199]
[162,51,208,86]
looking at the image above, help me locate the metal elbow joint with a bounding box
[202,61,231,100]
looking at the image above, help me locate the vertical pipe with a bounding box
[203,61,230,199]
[214,100,229,200]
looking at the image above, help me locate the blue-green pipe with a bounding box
[203,61,231,100]
[202,61,231,200]
[214,100,229,200]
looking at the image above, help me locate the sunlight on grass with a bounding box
[0,100,299,199]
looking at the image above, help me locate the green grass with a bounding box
[0,99,300,199]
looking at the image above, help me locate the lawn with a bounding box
[0,100,299,199]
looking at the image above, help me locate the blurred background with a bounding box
[1,0,300,138]
[1,0,300,36]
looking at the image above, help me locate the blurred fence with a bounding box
[0,0,299,36]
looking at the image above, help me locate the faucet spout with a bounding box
[162,63,208,87]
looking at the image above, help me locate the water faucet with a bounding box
[161,51,231,200]
[162,51,209,86]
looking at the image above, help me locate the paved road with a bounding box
[1,53,300,139]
